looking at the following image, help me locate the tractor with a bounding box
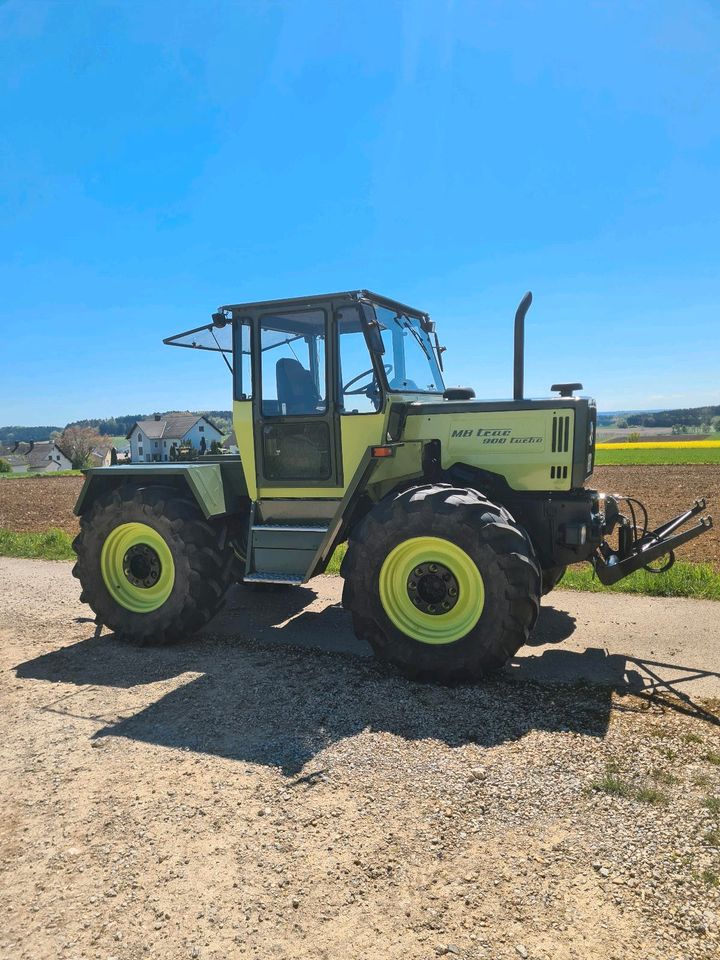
[72,290,713,681]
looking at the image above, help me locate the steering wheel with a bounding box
[343,364,392,395]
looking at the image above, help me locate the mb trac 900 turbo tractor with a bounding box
[73,291,712,681]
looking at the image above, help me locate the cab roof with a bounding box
[219,290,429,320]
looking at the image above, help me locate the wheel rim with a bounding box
[378,536,485,645]
[100,522,175,612]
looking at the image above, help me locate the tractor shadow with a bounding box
[15,586,720,775]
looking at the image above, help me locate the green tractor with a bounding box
[73,290,712,681]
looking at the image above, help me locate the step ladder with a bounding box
[244,518,330,584]
[241,449,383,585]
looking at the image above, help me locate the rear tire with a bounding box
[72,485,235,645]
[341,484,541,682]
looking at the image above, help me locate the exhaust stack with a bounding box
[513,290,533,401]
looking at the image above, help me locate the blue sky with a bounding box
[1,0,718,424]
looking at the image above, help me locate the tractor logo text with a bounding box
[450,426,542,446]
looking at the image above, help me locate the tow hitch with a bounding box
[594,497,713,586]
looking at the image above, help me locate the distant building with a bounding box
[0,440,72,473]
[222,430,239,455]
[89,447,112,468]
[126,413,224,463]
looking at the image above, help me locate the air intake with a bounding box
[551,415,571,453]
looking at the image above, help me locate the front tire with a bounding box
[341,484,541,682]
[72,485,235,644]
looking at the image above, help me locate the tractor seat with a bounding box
[276,358,321,415]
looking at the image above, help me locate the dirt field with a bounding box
[0,475,83,536]
[593,465,719,570]
[2,557,720,960]
[1,465,717,568]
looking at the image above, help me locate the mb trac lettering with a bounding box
[450,427,542,445]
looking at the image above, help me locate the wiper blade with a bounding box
[399,316,432,361]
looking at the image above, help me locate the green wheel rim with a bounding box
[378,536,485,645]
[100,522,175,613]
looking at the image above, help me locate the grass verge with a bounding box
[560,561,720,601]
[0,528,75,560]
[595,447,720,465]
[325,544,346,575]
[0,470,83,479]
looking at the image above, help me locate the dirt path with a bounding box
[2,558,720,959]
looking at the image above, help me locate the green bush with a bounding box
[0,458,11,473]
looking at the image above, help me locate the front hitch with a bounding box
[594,497,713,586]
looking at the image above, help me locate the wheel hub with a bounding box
[406,562,459,615]
[122,543,162,589]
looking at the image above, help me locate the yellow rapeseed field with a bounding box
[596,440,720,450]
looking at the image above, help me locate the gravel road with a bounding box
[2,557,720,960]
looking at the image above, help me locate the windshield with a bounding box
[373,306,444,394]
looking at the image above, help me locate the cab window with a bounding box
[337,305,383,413]
[259,310,327,417]
[374,306,444,394]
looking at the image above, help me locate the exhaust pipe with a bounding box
[513,291,533,401]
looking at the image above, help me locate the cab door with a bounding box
[254,305,341,494]
[335,303,388,484]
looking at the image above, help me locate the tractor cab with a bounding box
[164,291,446,500]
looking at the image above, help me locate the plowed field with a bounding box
[0,475,83,536]
[0,466,717,568]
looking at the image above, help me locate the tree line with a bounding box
[624,405,720,428]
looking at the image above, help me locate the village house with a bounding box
[89,446,113,468]
[127,413,224,463]
[221,430,239,455]
[0,440,73,473]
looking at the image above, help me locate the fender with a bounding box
[74,462,243,520]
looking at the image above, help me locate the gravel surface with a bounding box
[2,558,720,959]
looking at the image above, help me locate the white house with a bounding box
[0,440,73,473]
[127,413,224,463]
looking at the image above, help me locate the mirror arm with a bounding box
[434,332,445,371]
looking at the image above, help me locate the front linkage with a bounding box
[593,495,713,585]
